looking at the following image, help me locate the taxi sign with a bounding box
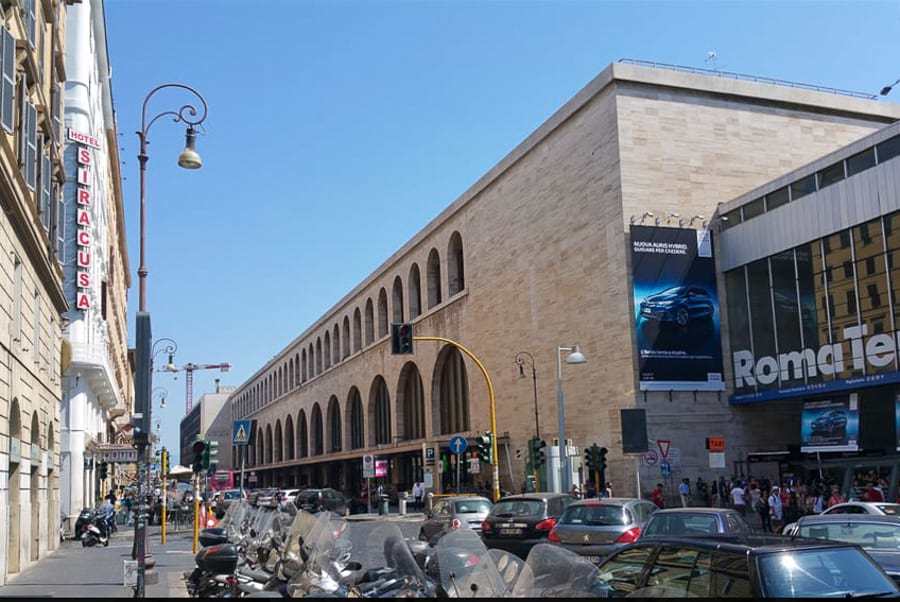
[233,420,253,446]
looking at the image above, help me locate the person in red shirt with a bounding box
[827,485,845,508]
[651,483,665,509]
[864,482,885,503]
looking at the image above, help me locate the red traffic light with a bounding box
[192,440,206,454]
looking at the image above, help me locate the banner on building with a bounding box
[801,396,859,453]
[630,225,724,391]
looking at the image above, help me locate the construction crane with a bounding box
[162,361,231,415]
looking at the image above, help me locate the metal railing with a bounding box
[618,58,879,100]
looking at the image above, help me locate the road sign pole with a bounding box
[239,448,245,499]
[456,454,461,493]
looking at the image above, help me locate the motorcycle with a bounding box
[73,508,94,541]
[81,511,112,547]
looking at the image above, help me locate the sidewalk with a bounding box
[1,526,195,598]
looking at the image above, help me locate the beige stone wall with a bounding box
[234,63,900,499]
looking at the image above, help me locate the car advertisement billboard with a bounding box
[801,396,859,453]
[896,394,900,452]
[630,225,724,391]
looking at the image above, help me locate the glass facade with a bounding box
[728,212,900,400]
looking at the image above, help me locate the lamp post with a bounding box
[514,352,540,440]
[132,84,207,599]
[556,345,586,494]
[881,78,899,97]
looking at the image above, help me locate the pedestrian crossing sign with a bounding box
[233,420,253,446]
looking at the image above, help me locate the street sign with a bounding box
[706,436,726,452]
[424,447,436,465]
[248,471,258,483]
[642,450,659,466]
[468,457,481,474]
[96,444,138,464]
[233,420,253,446]
[362,454,375,478]
[660,461,672,477]
[449,435,468,455]
[375,459,388,478]
[657,439,671,459]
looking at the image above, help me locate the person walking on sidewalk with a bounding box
[769,486,784,533]
[758,488,772,533]
[651,483,665,509]
[678,478,691,507]
[412,481,424,511]
[731,481,747,516]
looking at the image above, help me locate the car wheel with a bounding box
[676,308,689,327]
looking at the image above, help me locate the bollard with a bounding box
[425,491,434,514]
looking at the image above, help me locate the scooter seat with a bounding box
[238,567,272,583]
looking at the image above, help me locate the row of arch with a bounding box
[234,232,465,418]
[246,345,470,467]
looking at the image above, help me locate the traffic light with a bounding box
[192,439,206,473]
[584,447,596,471]
[161,448,169,476]
[207,440,219,474]
[391,323,414,355]
[597,446,608,474]
[536,439,547,466]
[98,461,108,481]
[475,432,493,464]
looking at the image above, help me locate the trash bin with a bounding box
[399,492,408,515]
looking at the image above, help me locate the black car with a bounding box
[640,508,751,540]
[481,493,575,558]
[784,514,900,584]
[594,535,900,597]
[811,410,848,437]
[639,286,714,327]
[294,488,349,515]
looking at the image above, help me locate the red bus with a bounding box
[209,470,236,493]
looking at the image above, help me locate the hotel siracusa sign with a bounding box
[68,128,99,311]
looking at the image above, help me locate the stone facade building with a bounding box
[0,0,70,584]
[179,382,235,470]
[230,61,900,500]
[58,0,132,535]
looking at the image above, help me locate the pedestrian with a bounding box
[605,482,613,498]
[758,488,772,533]
[827,485,845,508]
[769,486,784,533]
[696,477,709,507]
[813,488,826,514]
[412,481,424,511]
[678,478,691,507]
[569,484,581,499]
[731,481,747,515]
[865,482,885,503]
[651,483,665,509]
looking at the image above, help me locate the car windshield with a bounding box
[799,522,900,549]
[642,513,718,536]
[561,504,628,526]
[878,505,900,516]
[224,491,241,500]
[759,547,898,597]
[491,500,544,518]
[656,287,685,297]
[454,500,491,514]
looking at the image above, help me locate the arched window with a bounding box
[315,338,323,375]
[265,424,274,464]
[333,324,340,365]
[378,288,389,337]
[353,308,362,352]
[302,349,308,382]
[448,231,465,295]
[285,415,295,460]
[365,298,375,346]
[369,376,391,446]
[309,344,315,377]
[254,425,263,466]
[433,345,470,435]
[427,248,442,308]
[310,404,323,456]
[295,353,300,386]
[324,331,332,369]
[397,362,425,441]
[392,276,404,323]
[408,264,422,319]
[282,365,287,394]
[327,396,342,453]
[298,410,309,458]
[347,387,364,450]
[342,316,351,359]
[274,420,283,462]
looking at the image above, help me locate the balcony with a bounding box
[68,340,120,410]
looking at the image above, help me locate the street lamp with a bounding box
[152,387,168,410]
[152,338,178,373]
[556,344,586,493]
[132,84,207,598]
[881,78,899,97]
[514,352,540,439]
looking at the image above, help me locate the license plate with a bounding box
[500,528,522,536]
[585,555,602,564]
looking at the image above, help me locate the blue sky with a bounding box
[105,0,900,459]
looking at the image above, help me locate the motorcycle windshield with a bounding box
[513,543,601,597]
[220,501,248,541]
[285,510,320,562]
[436,528,506,598]
[367,524,428,593]
[488,548,533,596]
[287,511,351,596]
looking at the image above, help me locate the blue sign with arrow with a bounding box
[233,420,253,446]
[449,435,468,455]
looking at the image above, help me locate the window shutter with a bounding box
[1,28,13,133]
[18,77,26,166]
[40,144,51,232]
[26,101,36,190]
[23,0,36,49]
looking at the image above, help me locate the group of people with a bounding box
[647,473,895,533]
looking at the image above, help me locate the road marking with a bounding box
[166,550,194,554]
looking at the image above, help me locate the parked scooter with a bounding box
[81,511,111,547]
[73,508,95,541]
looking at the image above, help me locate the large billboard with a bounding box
[631,225,724,391]
[801,396,859,453]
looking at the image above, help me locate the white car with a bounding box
[279,489,300,506]
[821,502,900,516]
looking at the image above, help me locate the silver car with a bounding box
[419,496,492,542]
[548,498,658,563]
